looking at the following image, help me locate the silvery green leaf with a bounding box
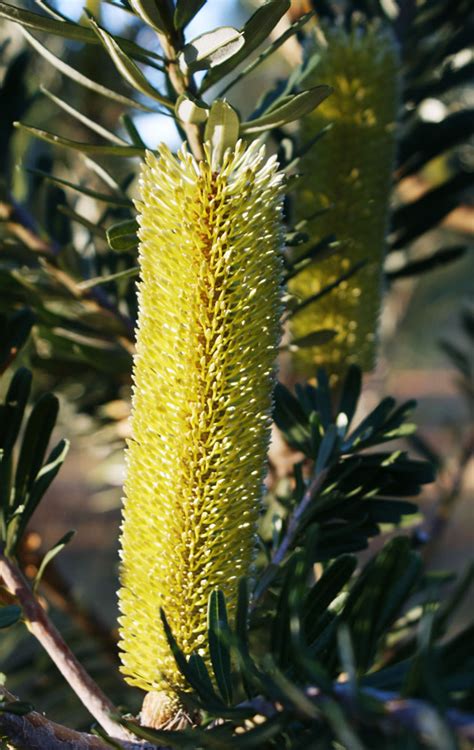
[0,2,163,65]
[19,27,151,111]
[241,85,332,134]
[16,123,145,157]
[175,94,209,125]
[41,87,128,145]
[179,27,244,74]
[200,0,290,93]
[87,14,173,109]
[205,100,240,170]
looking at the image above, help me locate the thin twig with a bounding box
[0,550,132,742]
[272,467,329,567]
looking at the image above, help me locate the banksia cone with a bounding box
[289,22,400,381]
[118,141,284,723]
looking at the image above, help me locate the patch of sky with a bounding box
[53,1,241,149]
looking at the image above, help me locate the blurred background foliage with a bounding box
[0,0,472,740]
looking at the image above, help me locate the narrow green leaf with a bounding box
[1,310,35,373]
[120,114,147,148]
[273,382,312,454]
[0,604,21,629]
[25,168,133,207]
[174,0,206,30]
[14,439,69,547]
[19,28,151,111]
[14,393,59,506]
[179,27,244,74]
[387,246,466,280]
[315,425,338,473]
[337,365,362,430]
[78,267,139,290]
[304,556,357,642]
[33,530,76,592]
[57,205,107,239]
[41,87,128,145]
[187,652,218,702]
[208,590,233,704]
[241,85,332,134]
[0,701,33,716]
[87,14,173,109]
[218,10,315,97]
[0,368,32,454]
[287,329,336,350]
[0,1,164,64]
[200,0,291,93]
[204,100,240,170]
[128,0,172,34]
[16,123,145,157]
[159,608,223,705]
[106,220,139,252]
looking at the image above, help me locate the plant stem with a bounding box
[157,36,204,161]
[0,551,132,742]
[272,467,329,566]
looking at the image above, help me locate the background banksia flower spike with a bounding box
[288,21,400,383]
[118,138,285,726]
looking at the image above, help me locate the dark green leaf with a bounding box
[106,219,139,252]
[129,0,173,34]
[174,0,206,30]
[241,85,332,134]
[25,167,132,207]
[337,365,362,430]
[273,382,311,454]
[208,590,233,704]
[0,604,21,629]
[160,608,223,705]
[14,439,69,547]
[287,329,336,350]
[304,556,357,643]
[14,392,59,506]
[0,367,32,454]
[0,700,33,716]
[387,246,467,281]
[391,171,474,250]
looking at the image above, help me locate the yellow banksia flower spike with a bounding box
[289,22,400,382]
[118,140,284,724]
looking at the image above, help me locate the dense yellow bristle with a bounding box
[118,141,284,711]
[289,22,400,381]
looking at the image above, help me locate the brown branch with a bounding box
[0,687,160,750]
[0,551,132,743]
[20,533,119,663]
